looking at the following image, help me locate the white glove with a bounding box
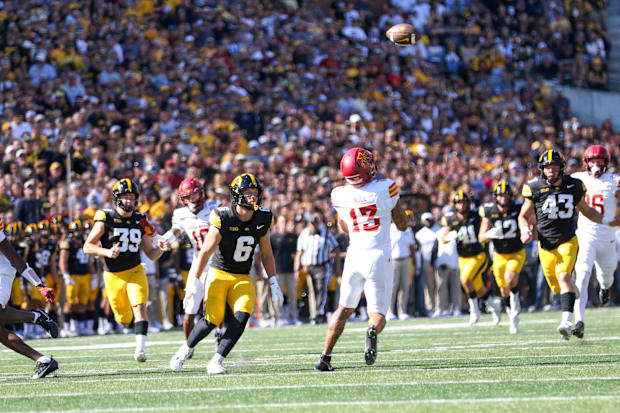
[485,227,503,239]
[63,273,75,286]
[269,276,284,308]
[444,231,457,242]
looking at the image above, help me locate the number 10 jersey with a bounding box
[331,178,399,250]
[93,209,155,272]
[208,206,273,275]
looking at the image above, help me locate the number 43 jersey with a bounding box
[208,206,273,275]
[331,178,399,250]
[94,209,155,272]
[522,175,585,250]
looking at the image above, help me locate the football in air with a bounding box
[386,23,417,46]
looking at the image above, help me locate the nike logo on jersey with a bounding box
[257,224,265,229]
[567,184,574,188]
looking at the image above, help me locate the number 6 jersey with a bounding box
[331,178,399,250]
[93,209,155,272]
[522,174,585,250]
[208,206,273,274]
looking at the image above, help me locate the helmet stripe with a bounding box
[248,174,256,185]
[126,179,132,192]
[547,150,552,162]
[501,181,505,193]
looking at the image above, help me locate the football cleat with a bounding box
[33,310,59,339]
[170,345,193,372]
[572,321,585,339]
[206,358,227,375]
[557,321,572,341]
[32,358,58,379]
[315,355,334,372]
[134,350,147,362]
[364,326,377,366]
[599,288,610,305]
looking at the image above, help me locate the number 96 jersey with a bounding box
[209,206,273,275]
[93,209,155,272]
[522,175,585,250]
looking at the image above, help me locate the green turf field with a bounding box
[2,307,620,412]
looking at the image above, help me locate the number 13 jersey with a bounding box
[522,175,585,250]
[208,206,273,275]
[331,178,399,250]
[93,209,155,272]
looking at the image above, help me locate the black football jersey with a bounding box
[441,211,485,257]
[23,241,39,270]
[522,175,585,250]
[479,201,524,254]
[209,206,273,275]
[60,236,91,275]
[36,240,57,275]
[93,209,155,272]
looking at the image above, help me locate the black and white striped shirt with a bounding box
[296,225,339,266]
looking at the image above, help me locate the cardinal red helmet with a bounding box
[178,178,204,213]
[340,147,376,187]
[583,145,610,177]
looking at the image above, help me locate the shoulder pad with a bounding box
[93,210,107,222]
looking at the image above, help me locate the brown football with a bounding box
[386,23,417,46]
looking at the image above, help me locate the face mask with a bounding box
[591,165,601,176]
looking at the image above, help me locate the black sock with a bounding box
[187,317,216,348]
[320,354,331,362]
[64,313,71,324]
[217,312,250,358]
[86,310,95,322]
[468,291,477,299]
[76,312,85,322]
[481,290,491,301]
[510,286,519,295]
[560,292,576,312]
[135,320,148,336]
[504,297,511,309]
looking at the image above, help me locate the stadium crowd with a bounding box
[0,0,619,336]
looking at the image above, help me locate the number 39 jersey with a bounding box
[209,206,273,275]
[441,211,485,257]
[522,175,585,250]
[571,171,620,240]
[93,209,155,272]
[331,178,399,250]
[171,200,220,261]
[479,202,524,254]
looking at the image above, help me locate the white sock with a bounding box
[180,342,190,352]
[87,319,94,330]
[561,311,573,324]
[211,353,224,364]
[468,297,479,312]
[37,356,51,364]
[70,318,78,331]
[136,334,147,352]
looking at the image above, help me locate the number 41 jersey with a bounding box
[209,206,273,275]
[522,175,585,250]
[331,178,399,250]
[94,209,155,272]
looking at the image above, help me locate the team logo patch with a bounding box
[356,151,372,168]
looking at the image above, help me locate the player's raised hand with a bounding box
[107,243,121,259]
[37,284,55,303]
[158,238,172,251]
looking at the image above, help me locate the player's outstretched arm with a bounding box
[518,198,535,244]
[576,197,611,225]
[141,233,165,261]
[478,216,494,243]
[187,226,221,281]
[0,236,53,302]
[391,201,408,231]
[83,221,118,258]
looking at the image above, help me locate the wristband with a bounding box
[21,265,43,286]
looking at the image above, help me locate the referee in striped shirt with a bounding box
[294,210,339,324]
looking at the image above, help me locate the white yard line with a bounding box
[2,376,620,399]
